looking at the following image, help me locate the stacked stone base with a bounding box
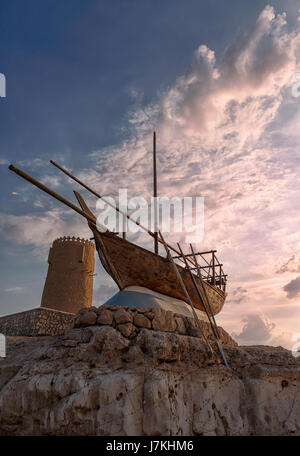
[73,305,237,347]
[0,307,74,337]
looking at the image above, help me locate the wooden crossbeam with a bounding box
[187,264,223,270]
[172,250,217,260]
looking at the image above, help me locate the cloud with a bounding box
[277,255,300,273]
[82,5,300,291]
[17,158,47,169]
[232,312,295,348]
[283,276,300,299]
[4,287,25,293]
[0,208,91,256]
[155,6,299,141]
[232,313,276,345]
[85,5,300,232]
[41,175,62,188]
[93,284,118,306]
[0,158,9,166]
[228,286,248,304]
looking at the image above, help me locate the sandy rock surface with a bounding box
[0,306,299,436]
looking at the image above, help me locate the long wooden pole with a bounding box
[9,165,98,226]
[212,251,216,285]
[173,250,217,259]
[50,159,157,236]
[158,231,213,354]
[9,162,195,269]
[153,131,158,254]
[49,160,197,265]
[50,160,152,233]
[190,244,220,338]
[186,246,229,369]
[178,243,216,332]
[10,162,226,298]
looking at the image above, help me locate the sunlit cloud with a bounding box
[232,312,294,348]
[0,208,91,257]
[277,255,300,273]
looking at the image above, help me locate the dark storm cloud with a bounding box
[283,276,300,299]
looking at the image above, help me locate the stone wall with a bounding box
[0,307,74,337]
[73,305,237,347]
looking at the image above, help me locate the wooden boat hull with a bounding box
[72,190,226,316]
[97,232,226,316]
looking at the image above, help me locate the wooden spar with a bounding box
[178,243,230,369]
[188,264,223,270]
[212,251,216,285]
[9,162,200,274]
[158,230,213,353]
[173,250,217,259]
[122,219,127,240]
[50,159,152,235]
[179,243,216,330]
[153,131,158,254]
[189,245,229,369]
[49,160,199,266]
[9,162,189,266]
[8,165,98,227]
[190,244,220,338]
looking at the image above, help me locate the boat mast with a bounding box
[153,131,158,254]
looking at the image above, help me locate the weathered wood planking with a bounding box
[96,232,226,316]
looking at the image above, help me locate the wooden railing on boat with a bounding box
[173,250,227,292]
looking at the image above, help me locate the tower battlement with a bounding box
[53,236,94,247]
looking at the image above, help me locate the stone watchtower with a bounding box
[41,237,95,314]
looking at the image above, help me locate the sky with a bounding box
[0,0,300,349]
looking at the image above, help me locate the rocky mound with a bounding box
[0,305,299,436]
